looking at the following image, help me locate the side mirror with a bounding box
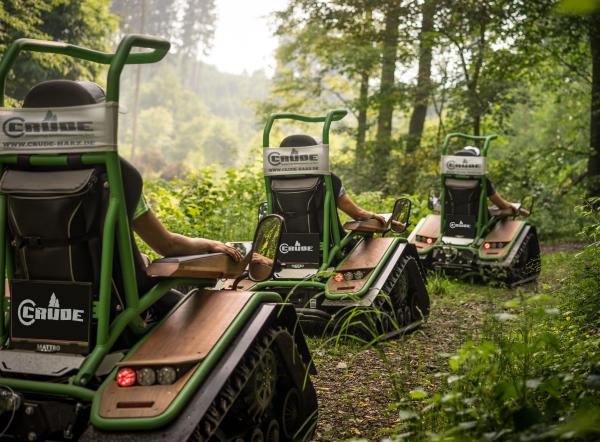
[390,198,411,234]
[248,214,284,282]
[257,201,268,221]
[428,189,440,212]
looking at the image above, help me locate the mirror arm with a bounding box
[231,271,249,291]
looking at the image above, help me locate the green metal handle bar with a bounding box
[262,109,348,147]
[0,34,170,105]
[441,132,498,156]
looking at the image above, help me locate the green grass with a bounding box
[306,248,600,441]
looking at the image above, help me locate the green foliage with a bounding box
[138,166,264,256]
[1,0,117,100]
[391,246,600,441]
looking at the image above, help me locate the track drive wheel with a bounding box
[280,388,302,439]
[191,327,316,442]
[508,229,541,285]
[375,255,422,335]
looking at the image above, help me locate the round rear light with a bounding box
[484,242,491,249]
[157,367,177,385]
[136,367,157,386]
[116,367,136,387]
[334,273,344,282]
[426,237,433,245]
[344,272,354,281]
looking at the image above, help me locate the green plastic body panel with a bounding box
[324,237,401,300]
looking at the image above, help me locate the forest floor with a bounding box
[308,243,584,441]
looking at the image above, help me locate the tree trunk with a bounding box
[355,6,373,166]
[130,0,146,162]
[373,3,400,189]
[588,13,600,196]
[407,0,436,153]
[355,70,369,162]
[473,114,481,136]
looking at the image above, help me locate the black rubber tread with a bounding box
[189,327,317,442]
[507,228,541,286]
[375,254,430,333]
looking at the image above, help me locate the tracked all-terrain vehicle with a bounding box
[225,110,430,338]
[0,35,317,441]
[408,133,541,285]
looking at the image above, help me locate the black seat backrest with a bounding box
[3,80,151,295]
[443,178,481,238]
[270,134,343,238]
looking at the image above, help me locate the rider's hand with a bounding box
[518,207,530,217]
[370,212,387,225]
[210,241,244,262]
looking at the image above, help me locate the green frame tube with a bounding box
[0,35,170,106]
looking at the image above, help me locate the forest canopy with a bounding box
[0,2,599,441]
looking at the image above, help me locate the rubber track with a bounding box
[375,254,427,331]
[508,229,541,286]
[189,327,307,442]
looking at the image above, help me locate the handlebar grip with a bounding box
[445,132,497,142]
[116,34,171,66]
[262,109,348,146]
[0,35,171,105]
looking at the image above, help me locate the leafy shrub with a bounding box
[392,248,600,441]
[138,166,264,256]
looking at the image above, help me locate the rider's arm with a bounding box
[133,210,243,261]
[489,192,529,217]
[337,193,386,224]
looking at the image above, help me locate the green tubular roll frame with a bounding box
[439,132,498,245]
[261,109,399,301]
[263,109,347,267]
[0,35,173,388]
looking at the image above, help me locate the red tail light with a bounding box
[483,242,491,249]
[116,367,136,387]
[334,273,344,282]
[426,237,433,245]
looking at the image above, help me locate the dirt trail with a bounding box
[540,242,586,254]
[310,298,492,441]
[309,244,574,441]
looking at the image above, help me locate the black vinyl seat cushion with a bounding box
[444,178,481,217]
[443,178,481,238]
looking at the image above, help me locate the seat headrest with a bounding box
[279,134,319,147]
[23,80,106,108]
[455,146,480,157]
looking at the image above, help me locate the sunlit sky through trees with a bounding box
[203,0,287,75]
